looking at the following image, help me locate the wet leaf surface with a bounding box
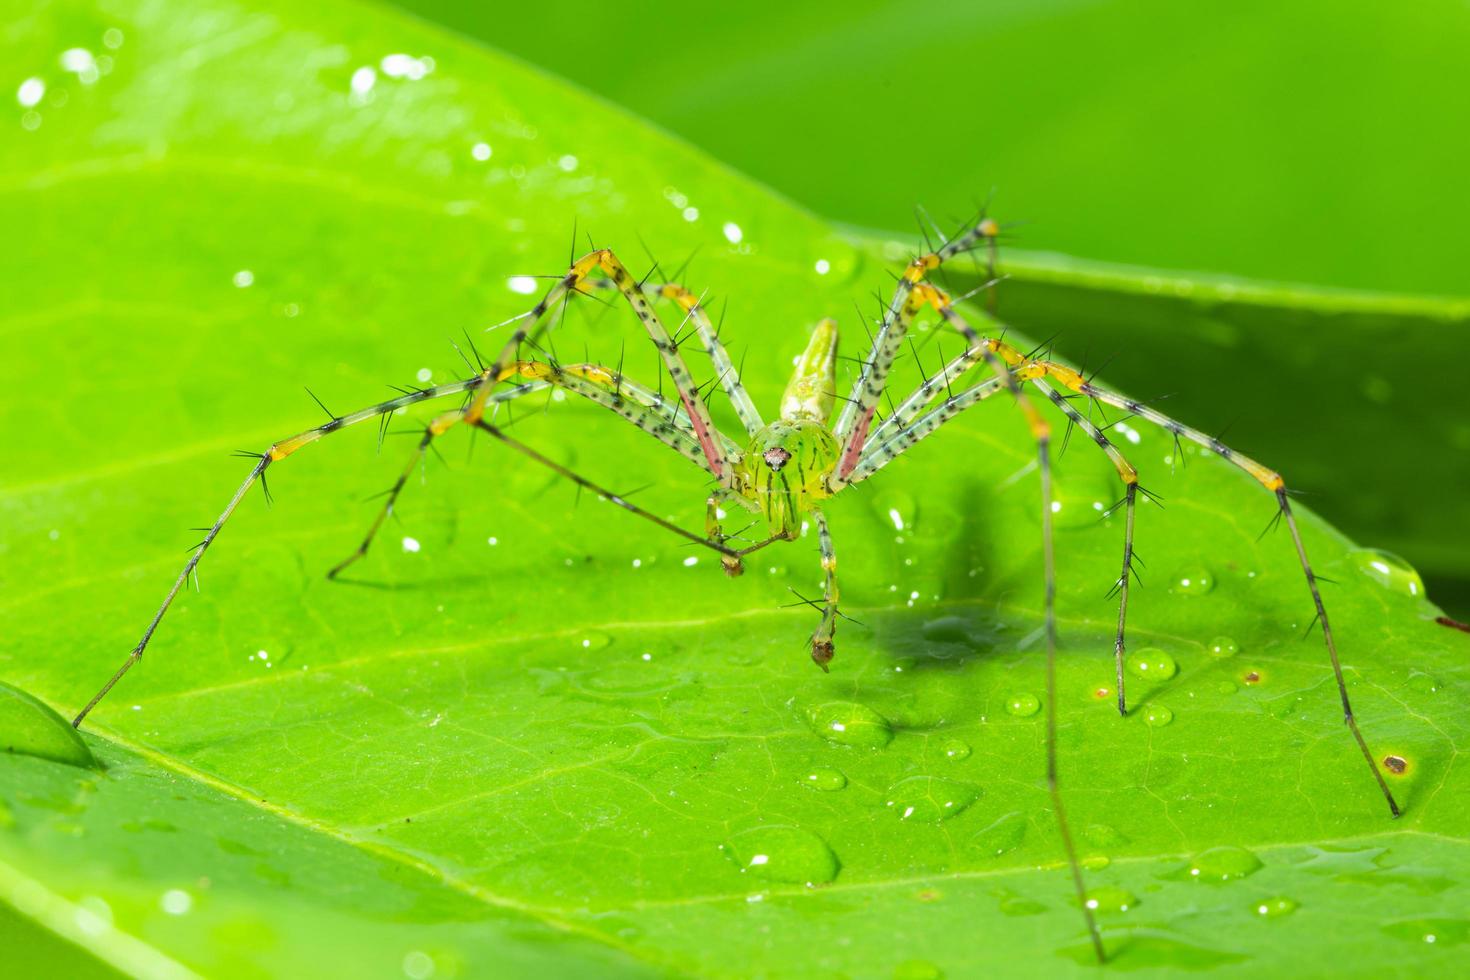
[2,1,1467,976]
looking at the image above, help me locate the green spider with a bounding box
[72,213,1400,961]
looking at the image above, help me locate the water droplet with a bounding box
[1126,648,1178,681]
[160,889,192,915]
[884,775,981,822]
[973,813,1026,857]
[871,488,918,532]
[1254,896,1297,917]
[1037,465,1116,530]
[1208,636,1239,658]
[1381,917,1470,945]
[997,893,1046,916]
[1084,824,1126,847]
[1084,886,1137,912]
[805,702,894,748]
[577,631,612,651]
[723,826,840,885]
[1382,755,1408,775]
[892,960,943,980]
[941,738,972,761]
[1185,845,1262,882]
[1005,693,1041,717]
[403,949,435,979]
[802,768,847,791]
[1349,548,1424,597]
[1170,566,1215,596]
[1407,671,1440,695]
[1144,704,1174,727]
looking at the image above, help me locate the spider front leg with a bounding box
[706,489,750,577]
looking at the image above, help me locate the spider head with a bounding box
[733,417,840,537]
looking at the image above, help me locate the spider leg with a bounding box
[707,488,758,576]
[809,507,840,671]
[831,214,1001,477]
[471,420,747,560]
[648,282,764,436]
[469,250,736,485]
[1033,382,1143,717]
[329,359,738,579]
[72,373,507,727]
[983,349,1402,817]
[844,333,1107,960]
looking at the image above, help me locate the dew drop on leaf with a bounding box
[884,775,981,822]
[997,892,1046,916]
[577,631,612,651]
[1380,917,1470,946]
[973,813,1026,857]
[1185,845,1263,882]
[871,488,918,533]
[722,826,840,885]
[1348,548,1425,597]
[1126,648,1178,681]
[1170,565,1215,596]
[1407,671,1440,695]
[1255,896,1298,917]
[802,768,847,791]
[1005,693,1041,717]
[1143,704,1174,727]
[1208,635,1239,657]
[805,702,894,748]
[1083,886,1137,912]
[1084,824,1127,847]
[941,738,972,761]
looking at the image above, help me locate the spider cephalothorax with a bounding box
[729,320,844,541]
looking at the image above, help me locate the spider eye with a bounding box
[763,447,792,471]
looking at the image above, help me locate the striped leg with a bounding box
[831,214,1001,479]
[328,358,739,579]
[72,373,519,726]
[707,489,756,576]
[469,250,736,485]
[810,507,839,671]
[652,283,764,436]
[846,338,1113,959]
[990,351,1402,817]
[860,291,1151,717]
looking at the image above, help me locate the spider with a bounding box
[70,213,1400,961]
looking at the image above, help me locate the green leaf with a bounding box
[0,681,97,769]
[3,1,1467,977]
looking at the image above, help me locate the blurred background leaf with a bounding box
[392,0,1470,613]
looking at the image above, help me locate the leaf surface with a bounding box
[2,1,1467,977]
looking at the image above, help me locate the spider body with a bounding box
[70,214,1403,963]
[729,319,843,552]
